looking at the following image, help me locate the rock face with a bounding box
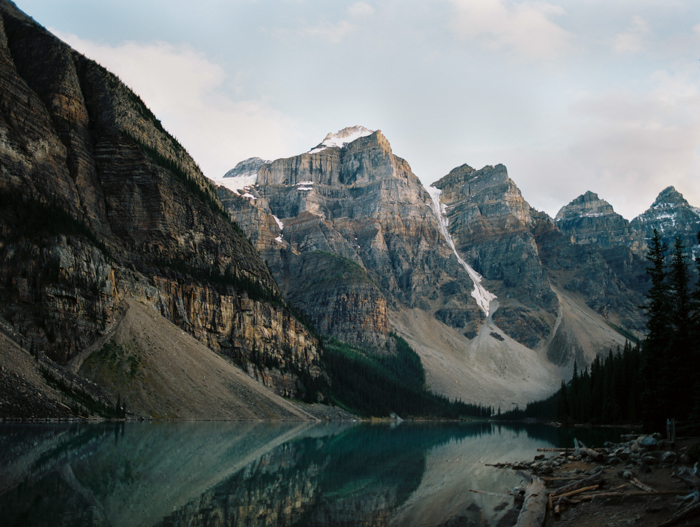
[219,129,483,349]
[555,191,646,255]
[223,156,269,180]
[631,186,700,253]
[0,0,322,403]
[432,163,558,348]
[220,131,627,407]
[547,191,649,337]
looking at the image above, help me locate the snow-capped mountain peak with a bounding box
[215,157,270,192]
[308,126,374,154]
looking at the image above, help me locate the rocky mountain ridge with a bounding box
[630,186,700,256]
[220,124,699,407]
[219,127,669,407]
[0,0,325,418]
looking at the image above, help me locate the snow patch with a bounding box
[215,175,258,192]
[272,215,284,230]
[308,126,374,154]
[275,235,283,244]
[242,192,256,200]
[428,186,496,317]
[581,212,606,218]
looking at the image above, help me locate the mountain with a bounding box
[631,186,700,255]
[218,156,270,192]
[218,129,647,408]
[219,128,468,349]
[0,0,327,418]
[431,163,558,348]
[555,191,646,255]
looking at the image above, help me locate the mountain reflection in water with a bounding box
[0,421,628,527]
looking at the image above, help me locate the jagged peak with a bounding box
[223,157,269,178]
[555,191,616,221]
[308,126,375,154]
[650,186,688,209]
[433,164,477,189]
[216,157,269,192]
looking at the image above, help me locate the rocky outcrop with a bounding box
[631,186,700,252]
[555,191,646,255]
[223,156,269,180]
[219,130,483,349]
[0,0,322,402]
[432,163,558,348]
[548,191,649,334]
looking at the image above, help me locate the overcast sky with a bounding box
[13,0,700,219]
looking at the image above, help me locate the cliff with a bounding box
[218,128,481,350]
[0,0,323,416]
[631,186,700,254]
[433,163,558,348]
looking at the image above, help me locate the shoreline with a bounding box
[488,433,700,527]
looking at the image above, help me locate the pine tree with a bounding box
[557,380,570,422]
[667,236,693,421]
[640,229,670,430]
[688,231,700,430]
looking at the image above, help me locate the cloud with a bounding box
[612,15,649,54]
[300,20,357,43]
[52,31,301,179]
[515,69,700,219]
[347,2,375,18]
[447,0,572,61]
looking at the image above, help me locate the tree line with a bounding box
[501,230,700,433]
[639,230,700,432]
[556,341,642,425]
[323,335,494,419]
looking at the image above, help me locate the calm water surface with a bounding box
[0,421,630,527]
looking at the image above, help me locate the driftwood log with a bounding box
[550,470,604,498]
[630,477,657,493]
[574,438,605,462]
[654,501,700,527]
[655,465,700,527]
[514,475,548,527]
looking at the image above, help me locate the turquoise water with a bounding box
[0,421,631,527]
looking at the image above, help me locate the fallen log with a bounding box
[573,438,607,461]
[550,470,604,498]
[578,491,683,499]
[654,500,700,527]
[630,477,658,493]
[555,484,601,500]
[514,476,548,527]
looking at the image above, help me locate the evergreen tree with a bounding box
[557,380,569,422]
[640,229,670,430]
[666,236,693,421]
[689,231,700,429]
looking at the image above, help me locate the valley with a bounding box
[1,0,699,420]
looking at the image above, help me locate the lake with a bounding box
[0,421,631,527]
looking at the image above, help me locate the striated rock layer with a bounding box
[221,131,635,407]
[0,0,322,407]
[432,163,558,348]
[631,186,700,256]
[555,191,646,255]
[219,129,486,350]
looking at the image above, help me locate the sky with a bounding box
[13,0,700,220]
